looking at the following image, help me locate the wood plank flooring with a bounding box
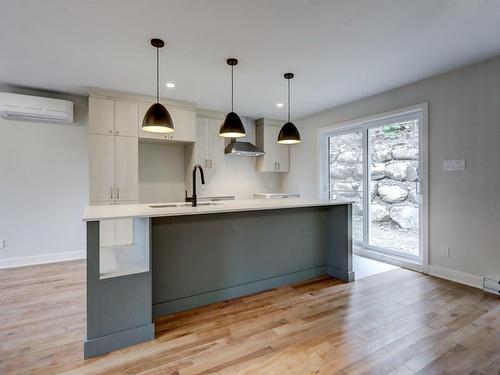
[0,260,498,374]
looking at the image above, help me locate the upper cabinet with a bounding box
[196,117,225,171]
[255,118,290,172]
[89,97,138,137]
[89,97,114,135]
[115,100,138,137]
[138,102,196,143]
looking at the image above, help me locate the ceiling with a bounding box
[1,0,500,120]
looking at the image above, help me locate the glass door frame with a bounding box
[318,103,429,273]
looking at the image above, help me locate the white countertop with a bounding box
[83,199,353,221]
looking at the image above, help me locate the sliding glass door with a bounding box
[322,108,426,264]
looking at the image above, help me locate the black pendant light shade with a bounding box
[142,102,174,133]
[278,73,301,144]
[219,58,246,138]
[220,111,246,138]
[142,38,174,134]
[278,121,301,144]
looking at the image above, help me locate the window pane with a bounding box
[328,131,363,245]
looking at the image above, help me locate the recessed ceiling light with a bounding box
[166,82,175,88]
[276,103,284,108]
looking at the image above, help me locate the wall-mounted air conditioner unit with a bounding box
[0,92,74,123]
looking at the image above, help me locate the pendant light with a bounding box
[219,58,246,138]
[277,73,301,144]
[142,38,174,133]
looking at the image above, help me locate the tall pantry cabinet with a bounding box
[88,96,138,246]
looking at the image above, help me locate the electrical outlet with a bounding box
[0,240,4,249]
[440,246,449,257]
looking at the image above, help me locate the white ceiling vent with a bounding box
[0,92,73,123]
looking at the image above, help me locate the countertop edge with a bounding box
[82,200,353,222]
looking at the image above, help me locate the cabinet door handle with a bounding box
[116,187,120,200]
[210,159,213,168]
[278,162,280,171]
[109,187,113,200]
[116,130,120,135]
[108,130,113,134]
[204,159,208,168]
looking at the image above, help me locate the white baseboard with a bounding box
[0,250,85,269]
[428,265,483,289]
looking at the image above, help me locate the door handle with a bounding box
[415,168,421,194]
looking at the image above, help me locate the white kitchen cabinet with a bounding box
[89,134,138,202]
[172,108,196,142]
[89,134,115,202]
[138,102,196,143]
[255,119,290,172]
[276,133,290,172]
[196,117,210,167]
[114,136,138,201]
[89,97,114,135]
[89,97,138,137]
[196,117,225,170]
[208,118,225,169]
[114,100,138,137]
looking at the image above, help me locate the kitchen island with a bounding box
[82,199,353,358]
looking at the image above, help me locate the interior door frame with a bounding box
[317,103,429,274]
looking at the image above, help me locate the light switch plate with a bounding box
[443,160,465,171]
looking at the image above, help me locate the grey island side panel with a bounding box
[84,219,154,359]
[152,204,353,317]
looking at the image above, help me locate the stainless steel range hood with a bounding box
[224,140,265,157]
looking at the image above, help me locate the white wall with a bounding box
[139,142,186,202]
[282,56,500,284]
[0,87,88,267]
[198,116,282,199]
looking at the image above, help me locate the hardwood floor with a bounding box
[0,260,499,374]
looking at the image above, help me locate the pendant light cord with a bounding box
[231,65,234,112]
[287,77,291,122]
[156,46,159,103]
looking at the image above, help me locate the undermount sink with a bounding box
[149,202,223,208]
